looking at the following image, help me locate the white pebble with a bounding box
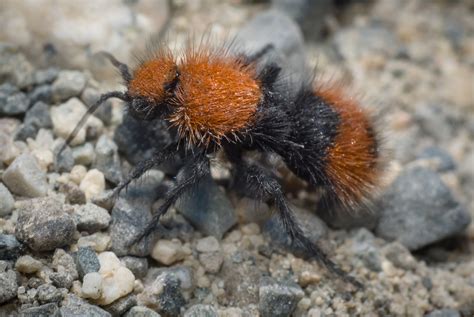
[69,165,87,185]
[96,252,135,305]
[196,236,220,253]
[151,239,186,265]
[2,153,48,197]
[80,169,105,201]
[81,272,102,299]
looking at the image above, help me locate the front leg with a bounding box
[131,151,211,244]
[232,159,363,289]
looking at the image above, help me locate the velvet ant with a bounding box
[62,41,382,288]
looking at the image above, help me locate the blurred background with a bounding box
[0,0,473,316]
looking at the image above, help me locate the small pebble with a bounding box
[196,236,220,253]
[69,165,87,185]
[258,277,304,317]
[2,153,48,197]
[0,234,23,261]
[15,255,42,274]
[94,135,122,184]
[14,101,52,141]
[198,253,224,274]
[60,294,111,317]
[20,303,60,317]
[0,183,14,216]
[120,256,149,279]
[76,246,100,278]
[74,203,111,233]
[80,169,105,201]
[77,232,111,252]
[15,197,76,251]
[51,70,87,101]
[184,304,218,317]
[81,272,102,300]
[0,270,18,304]
[72,143,96,166]
[37,283,63,303]
[151,239,186,266]
[96,252,135,305]
[124,306,162,317]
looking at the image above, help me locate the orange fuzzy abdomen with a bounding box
[319,87,380,206]
[170,52,261,146]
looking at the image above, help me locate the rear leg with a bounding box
[231,158,363,289]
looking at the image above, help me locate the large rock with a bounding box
[375,166,471,250]
[2,153,48,197]
[0,270,18,304]
[15,197,76,251]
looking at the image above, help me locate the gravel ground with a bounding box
[0,0,473,316]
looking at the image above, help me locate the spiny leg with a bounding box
[233,161,363,289]
[131,151,210,245]
[111,144,180,198]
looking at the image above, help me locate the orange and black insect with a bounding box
[63,42,382,288]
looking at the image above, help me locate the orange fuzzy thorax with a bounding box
[170,49,262,146]
[128,51,176,101]
[318,86,380,207]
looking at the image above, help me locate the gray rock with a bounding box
[0,183,15,216]
[0,44,34,89]
[58,182,86,205]
[81,87,113,125]
[103,294,137,316]
[52,249,78,280]
[53,139,75,173]
[72,142,96,166]
[49,271,74,290]
[176,174,236,239]
[34,68,59,85]
[0,234,23,261]
[414,102,461,143]
[262,206,328,256]
[272,0,332,39]
[120,256,148,279]
[425,309,461,317]
[0,85,30,115]
[14,101,53,141]
[28,85,53,105]
[37,284,63,304]
[60,294,111,317]
[382,242,418,271]
[15,197,76,251]
[74,203,111,232]
[51,70,87,101]
[75,247,100,279]
[124,306,161,317]
[375,166,471,250]
[94,135,122,184]
[114,114,175,167]
[417,146,456,172]
[141,271,186,316]
[183,304,218,317]
[2,153,48,197]
[110,170,164,256]
[235,10,306,86]
[258,277,304,317]
[351,228,382,272]
[0,270,18,304]
[20,303,60,317]
[145,266,194,292]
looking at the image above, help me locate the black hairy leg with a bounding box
[131,151,211,245]
[111,144,180,198]
[230,156,363,289]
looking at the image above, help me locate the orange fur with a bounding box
[169,49,261,146]
[129,50,176,101]
[317,86,380,206]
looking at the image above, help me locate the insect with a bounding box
[62,41,382,288]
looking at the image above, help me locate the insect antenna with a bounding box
[58,91,129,155]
